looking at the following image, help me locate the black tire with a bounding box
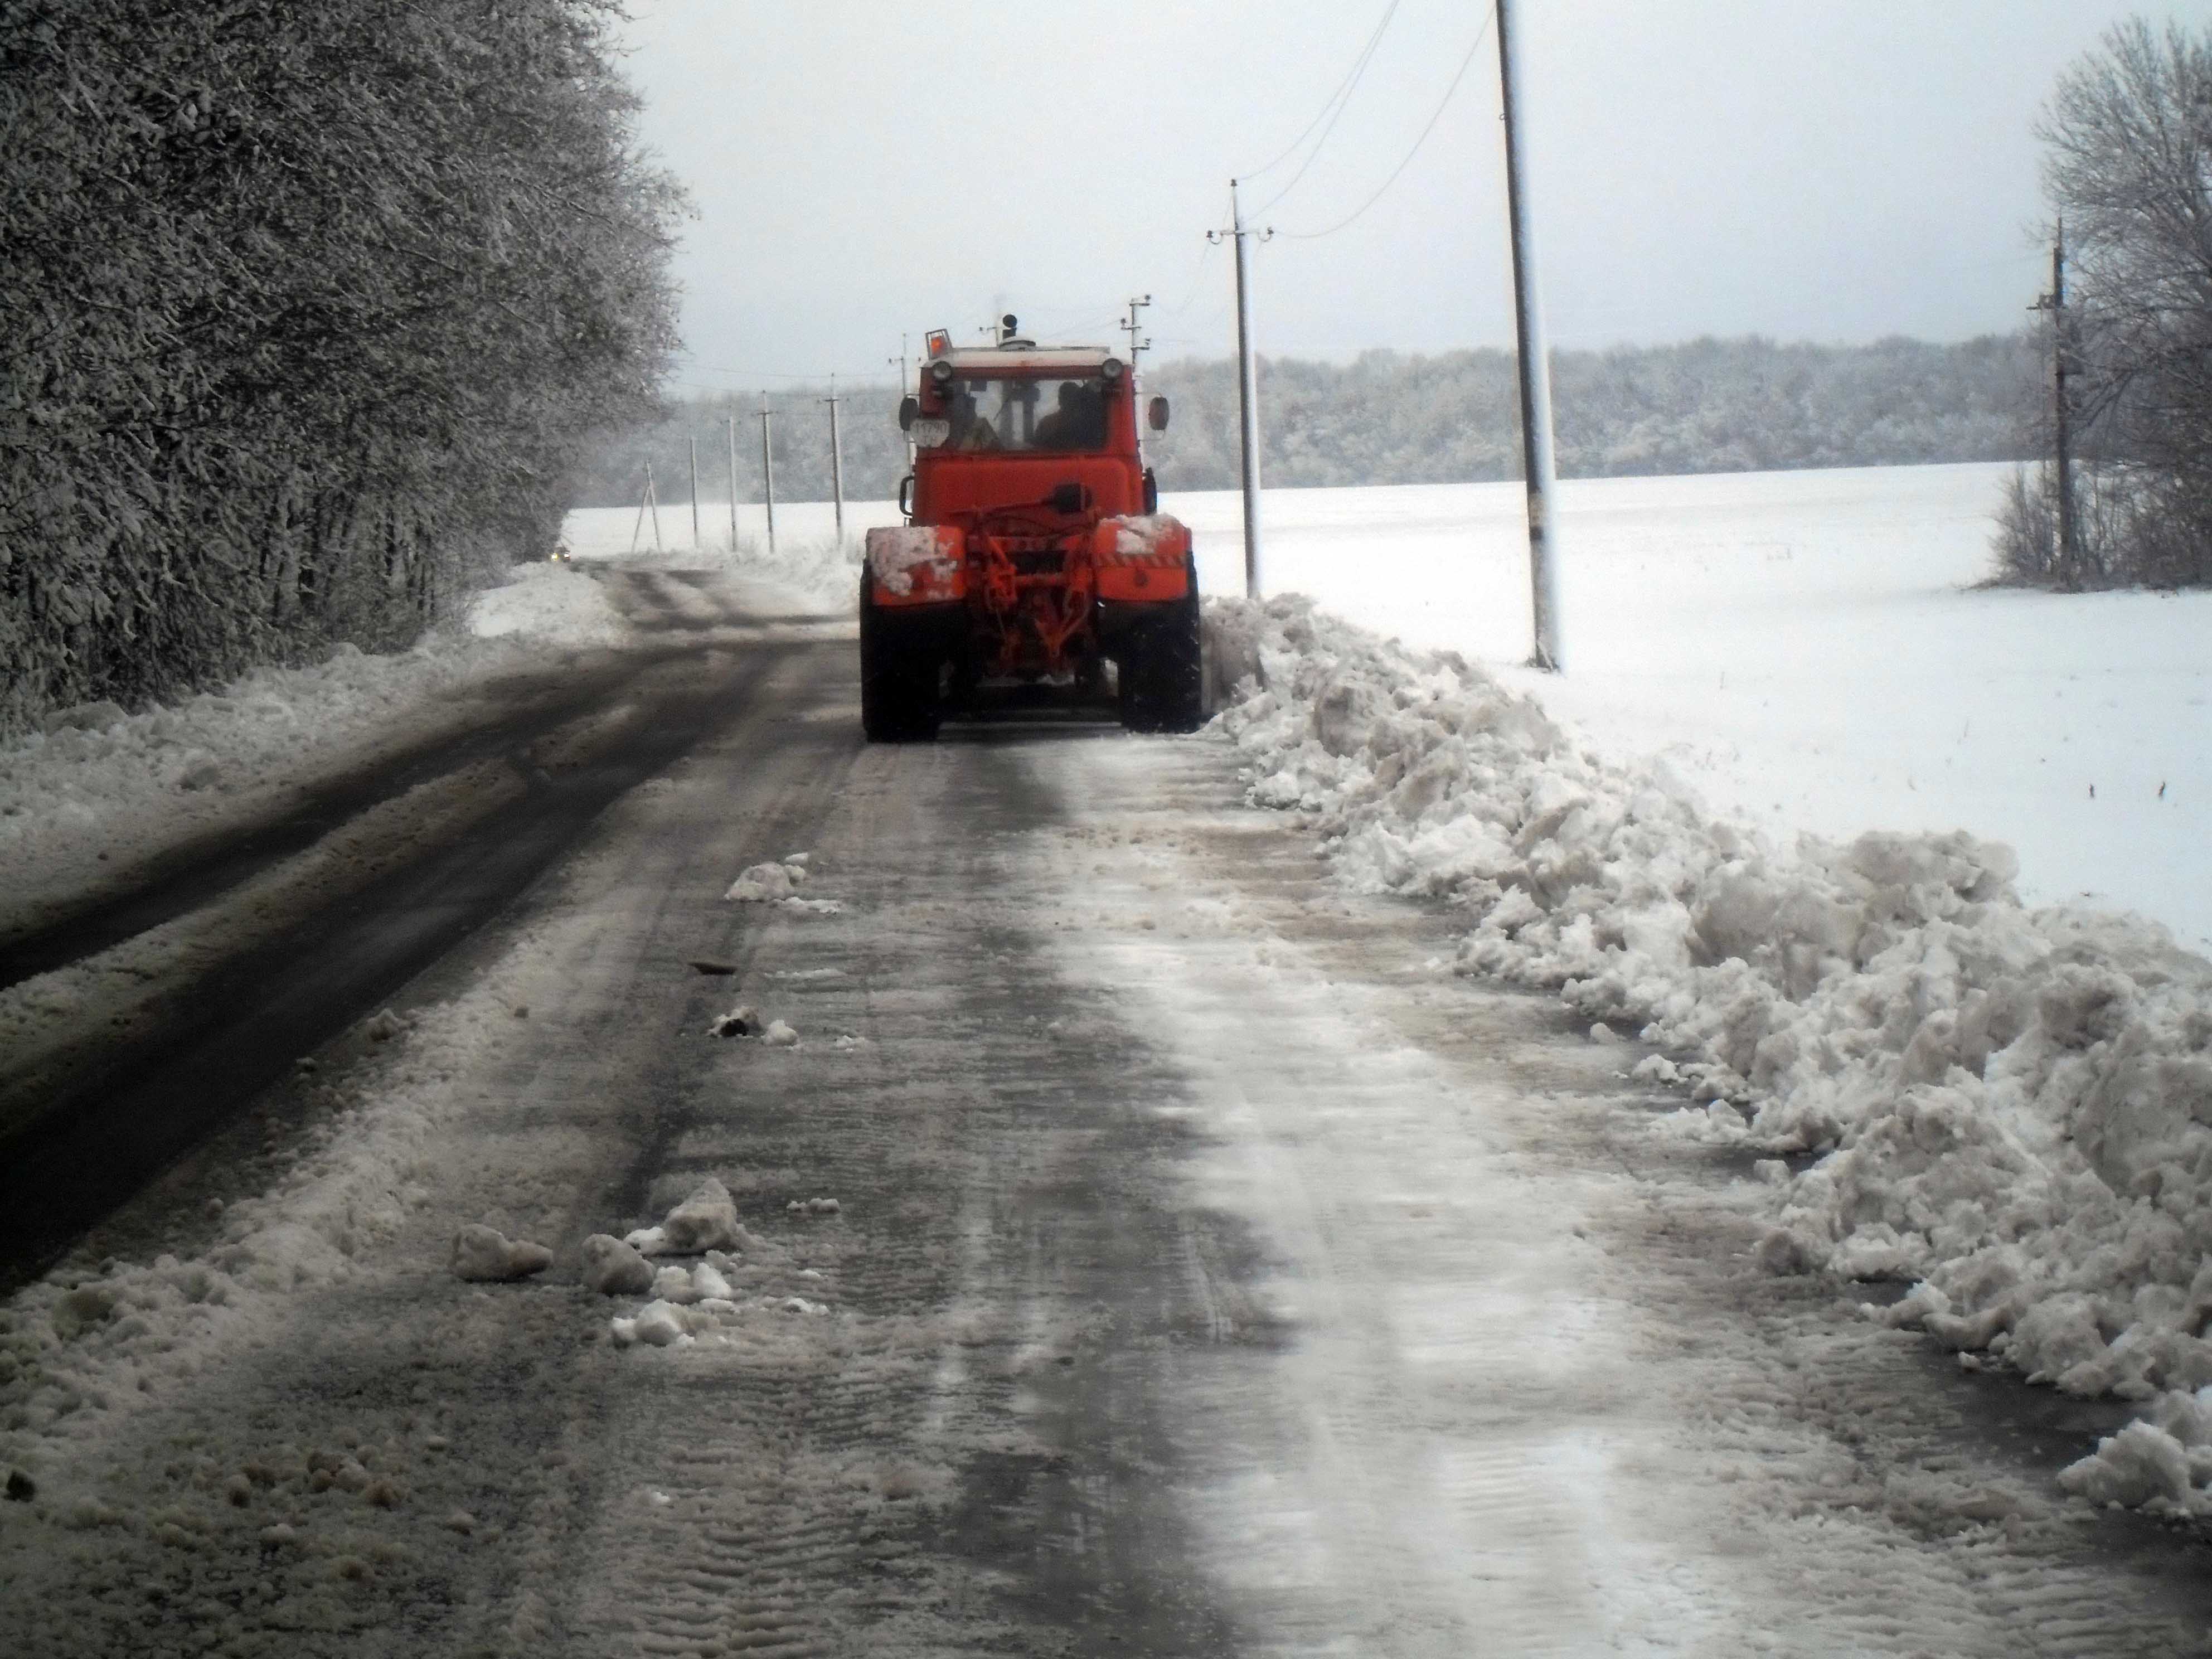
[859,575,942,742]
[1117,561,1204,734]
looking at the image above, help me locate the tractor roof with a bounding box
[933,345,1119,376]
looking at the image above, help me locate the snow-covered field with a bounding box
[1173,464,2209,956]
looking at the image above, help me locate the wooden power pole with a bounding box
[2032,219,2080,588]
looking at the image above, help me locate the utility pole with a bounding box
[687,434,700,552]
[726,413,739,552]
[629,463,663,556]
[1210,183,1271,598]
[2031,218,2079,588]
[1120,294,1152,371]
[1496,0,1563,671]
[823,375,846,543]
[758,399,777,556]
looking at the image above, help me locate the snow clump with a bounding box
[707,1004,760,1039]
[448,1224,552,1282]
[725,860,808,901]
[624,1177,744,1257]
[579,1234,654,1296]
[1205,592,2212,1503]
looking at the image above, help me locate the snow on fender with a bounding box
[1092,515,1191,602]
[865,525,965,603]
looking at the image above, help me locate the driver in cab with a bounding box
[1031,380,1104,450]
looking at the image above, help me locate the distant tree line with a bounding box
[2,0,682,734]
[572,333,2038,513]
[1995,19,2212,590]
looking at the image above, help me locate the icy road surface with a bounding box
[3,567,2210,1653]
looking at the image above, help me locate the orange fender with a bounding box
[1090,515,1191,602]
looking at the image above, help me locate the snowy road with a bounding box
[4,569,2211,1654]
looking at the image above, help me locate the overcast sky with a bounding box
[615,1,2190,395]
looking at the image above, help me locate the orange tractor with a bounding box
[860,317,1202,740]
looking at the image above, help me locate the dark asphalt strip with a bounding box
[0,644,813,1294]
[0,652,689,996]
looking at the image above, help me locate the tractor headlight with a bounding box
[929,359,955,386]
[1100,357,1125,382]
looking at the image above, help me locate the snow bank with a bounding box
[1206,593,2212,1502]
[465,561,630,647]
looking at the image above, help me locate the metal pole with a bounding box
[826,385,845,542]
[688,435,700,552]
[758,403,776,556]
[726,413,739,552]
[1496,0,1563,671]
[2053,218,2078,589]
[646,462,662,554]
[1228,181,1267,598]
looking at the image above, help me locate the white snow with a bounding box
[1173,465,2211,955]
[465,560,632,647]
[1203,584,2212,1511]
[580,1232,655,1294]
[724,859,808,901]
[560,498,886,609]
[864,524,962,597]
[448,1223,552,1282]
[628,1178,743,1256]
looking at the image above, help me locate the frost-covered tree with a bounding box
[2000,18,2212,588]
[0,0,683,731]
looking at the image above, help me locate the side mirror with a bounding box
[1147,396,1170,433]
[898,395,919,431]
[898,474,914,518]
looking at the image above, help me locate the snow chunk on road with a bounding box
[725,860,808,901]
[580,1233,654,1295]
[449,1224,552,1282]
[761,1019,799,1047]
[707,1005,759,1038]
[610,1299,692,1349]
[2060,1420,2202,1512]
[1205,591,2212,1505]
[626,1178,742,1255]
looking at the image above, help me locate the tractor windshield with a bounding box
[930,375,1108,453]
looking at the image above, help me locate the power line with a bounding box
[1280,4,1496,242]
[1239,0,1401,184]
[1249,0,1404,217]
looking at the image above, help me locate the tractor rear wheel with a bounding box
[860,576,942,742]
[1117,563,1204,734]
